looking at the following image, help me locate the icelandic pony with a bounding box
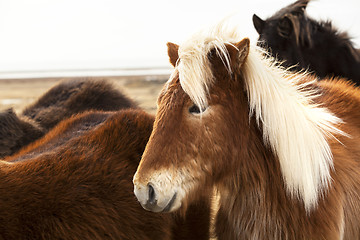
[252,0,360,84]
[0,78,136,158]
[3,109,211,239]
[133,25,360,239]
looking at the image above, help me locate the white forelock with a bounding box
[177,24,239,111]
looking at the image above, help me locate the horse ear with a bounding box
[167,42,179,67]
[252,14,265,34]
[235,38,250,67]
[294,0,310,14]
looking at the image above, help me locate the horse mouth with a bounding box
[162,193,177,213]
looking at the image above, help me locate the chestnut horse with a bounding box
[3,109,210,239]
[0,78,137,158]
[133,24,360,239]
[252,0,360,84]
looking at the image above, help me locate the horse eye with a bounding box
[208,48,217,61]
[189,105,201,114]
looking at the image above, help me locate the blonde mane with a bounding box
[176,24,347,211]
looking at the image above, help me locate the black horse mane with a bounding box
[273,0,309,18]
[253,0,360,83]
[272,0,356,49]
[314,21,359,61]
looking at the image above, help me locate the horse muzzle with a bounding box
[133,182,178,213]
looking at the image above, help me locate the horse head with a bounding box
[133,29,251,213]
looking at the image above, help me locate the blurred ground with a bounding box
[0,75,169,115]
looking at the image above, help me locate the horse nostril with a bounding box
[148,184,156,205]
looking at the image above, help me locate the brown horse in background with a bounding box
[134,24,360,239]
[3,108,211,239]
[0,78,136,158]
[252,0,360,84]
[22,78,137,130]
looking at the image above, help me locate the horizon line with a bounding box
[0,67,173,80]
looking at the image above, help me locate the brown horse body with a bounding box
[0,78,136,158]
[134,25,360,239]
[2,109,210,239]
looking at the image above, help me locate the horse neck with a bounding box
[218,126,283,202]
[215,121,294,239]
[212,76,345,238]
[211,75,314,238]
[211,73,285,198]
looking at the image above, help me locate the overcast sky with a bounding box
[0,0,359,72]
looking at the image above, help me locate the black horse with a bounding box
[252,0,360,84]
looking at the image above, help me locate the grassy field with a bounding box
[0,75,169,115]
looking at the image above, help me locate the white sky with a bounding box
[0,0,359,72]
